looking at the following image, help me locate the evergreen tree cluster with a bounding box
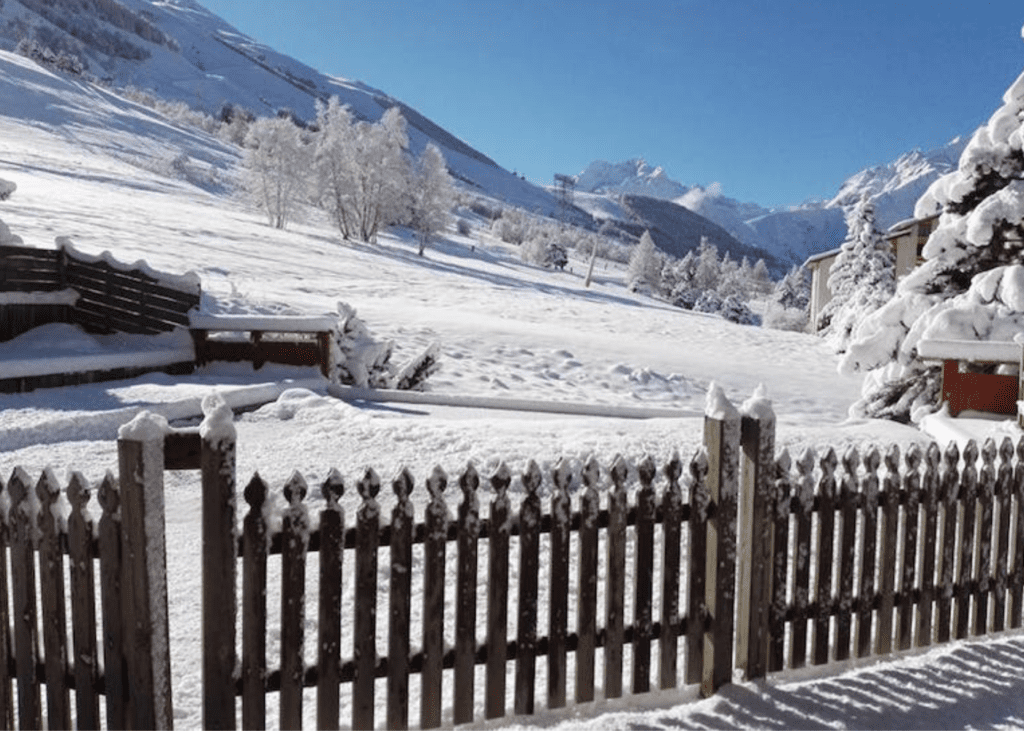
[490,209,620,270]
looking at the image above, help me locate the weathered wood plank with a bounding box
[857,449,881,659]
[0,472,14,731]
[605,458,628,699]
[1012,439,1024,629]
[8,469,41,731]
[660,454,684,689]
[515,463,542,716]
[67,474,100,730]
[937,442,960,643]
[242,475,270,731]
[917,444,941,648]
[548,461,571,708]
[993,439,1014,633]
[876,446,900,655]
[791,450,816,668]
[486,465,512,719]
[769,451,792,671]
[956,441,980,640]
[98,473,127,730]
[279,473,309,730]
[896,446,922,651]
[387,470,413,731]
[813,449,837,666]
[317,471,345,731]
[354,469,381,731]
[633,456,657,693]
[686,449,710,686]
[421,468,448,729]
[37,471,71,730]
[975,440,997,635]
[576,458,600,703]
[455,465,481,724]
[834,449,858,662]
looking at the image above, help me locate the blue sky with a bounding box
[199,0,1024,209]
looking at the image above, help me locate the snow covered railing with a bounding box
[188,312,336,377]
[917,337,1023,417]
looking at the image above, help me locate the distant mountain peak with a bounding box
[574,158,691,200]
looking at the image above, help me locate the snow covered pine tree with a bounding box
[842,50,1024,422]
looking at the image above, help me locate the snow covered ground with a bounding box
[3,50,1024,729]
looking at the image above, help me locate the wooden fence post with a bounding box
[701,384,741,698]
[737,387,775,681]
[200,395,238,730]
[117,412,174,730]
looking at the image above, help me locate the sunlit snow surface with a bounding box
[2,49,1024,730]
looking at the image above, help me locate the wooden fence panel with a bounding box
[9,468,42,730]
[548,461,571,709]
[956,441,980,640]
[35,472,70,730]
[576,459,600,704]
[388,470,414,731]
[515,463,542,716]
[633,456,657,694]
[354,470,381,731]
[790,451,815,669]
[317,471,345,731]
[422,468,448,729]
[486,466,512,720]
[660,455,684,689]
[813,449,837,666]
[605,458,628,700]
[455,465,481,724]
[876,446,900,655]
[242,475,270,731]
[279,474,309,730]
[918,444,941,647]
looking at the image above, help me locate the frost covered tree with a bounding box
[313,97,357,238]
[842,53,1024,421]
[242,116,309,229]
[627,230,662,293]
[817,195,895,352]
[407,143,454,255]
[692,238,721,293]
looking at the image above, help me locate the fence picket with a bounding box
[8,468,42,730]
[660,454,684,689]
[0,473,13,731]
[388,469,414,731]
[67,474,100,731]
[242,475,270,731]
[1012,439,1024,629]
[98,473,127,729]
[937,442,960,643]
[813,448,837,666]
[515,462,542,716]
[455,465,481,724]
[956,441,979,640]
[576,458,600,703]
[486,465,512,719]
[605,457,629,700]
[918,444,941,647]
[317,470,345,731]
[790,450,815,668]
[768,451,792,671]
[876,446,900,655]
[633,456,657,693]
[686,449,710,685]
[975,440,997,635]
[37,470,71,730]
[993,439,1015,633]
[835,449,858,663]
[354,469,381,731]
[422,467,449,729]
[897,446,922,651]
[857,449,881,659]
[280,473,309,730]
[548,461,572,708]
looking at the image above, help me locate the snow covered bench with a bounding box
[917,338,1023,418]
[188,313,336,377]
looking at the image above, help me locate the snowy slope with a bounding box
[0,0,560,215]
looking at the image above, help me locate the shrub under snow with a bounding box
[331,302,439,390]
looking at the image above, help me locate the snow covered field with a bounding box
[3,50,1024,729]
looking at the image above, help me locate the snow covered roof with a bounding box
[803,247,841,268]
[885,212,940,238]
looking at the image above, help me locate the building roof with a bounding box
[803,247,841,268]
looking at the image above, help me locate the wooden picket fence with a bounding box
[5,391,1024,729]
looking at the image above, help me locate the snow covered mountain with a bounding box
[574,139,969,269]
[0,0,558,214]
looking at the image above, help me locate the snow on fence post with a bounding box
[700,384,741,698]
[200,393,238,730]
[736,386,775,681]
[117,411,174,730]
